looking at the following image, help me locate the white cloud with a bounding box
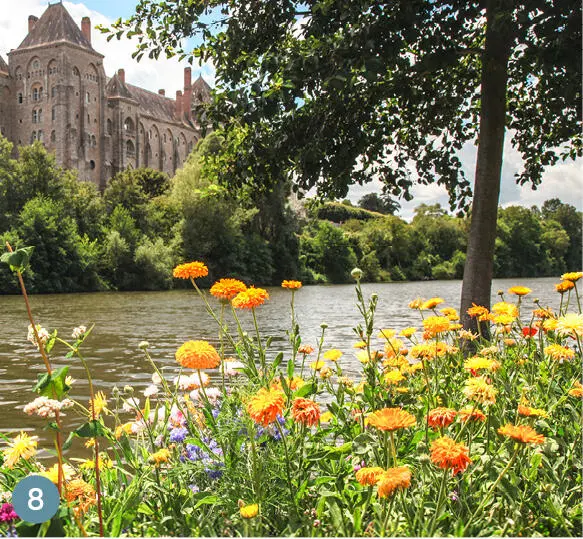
[0,0,215,96]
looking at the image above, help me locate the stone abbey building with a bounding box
[0,2,211,188]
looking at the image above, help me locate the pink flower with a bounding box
[0,503,18,523]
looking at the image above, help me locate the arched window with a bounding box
[32,109,39,123]
[124,117,134,133]
[52,107,56,121]
[106,119,113,135]
[51,87,57,98]
[31,131,37,143]
[89,160,96,170]
[32,87,39,101]
[91,135,96,147]
[37,130,43,142]
[50,130,56,142]
[86,92,90,104]
[126,140,135,156]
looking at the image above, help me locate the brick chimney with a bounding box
[117,69,125,84]
[158,89,165,96]
[81,17,91,44]
[175,90,183,119]
[183,67,192,121]
[28,16,38,33]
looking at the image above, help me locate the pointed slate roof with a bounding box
[191,75,212,105]
[16,2,94,51]
[126,83,178,124]
[105,73,135,101]
[0,55,8,74]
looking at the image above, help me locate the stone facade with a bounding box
[0,2,211,189]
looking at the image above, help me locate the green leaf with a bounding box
[272,351,284,371]
[138,503,155,515]
[192,495,219,510]
[0,246,34,273]
[295,381,316,398]
[45,330,58,354]
[33,366,70,399]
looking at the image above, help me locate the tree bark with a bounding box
[460,0,514,337]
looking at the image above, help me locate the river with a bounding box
[0,277,562,447]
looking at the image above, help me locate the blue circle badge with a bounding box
[12,475,60,524]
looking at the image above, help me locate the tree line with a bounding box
[0,133,579,294]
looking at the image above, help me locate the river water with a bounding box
[0,278,562,447]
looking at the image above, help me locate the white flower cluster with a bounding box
[71,325,87,339]
[23,396,74,418]
[223,360,245,377]
[0,491,11,503]
[190,386,222,404]
[173,372,209,392]
[122,397,141,413]
[27,324,50,349]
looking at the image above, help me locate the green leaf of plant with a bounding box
[0,246,34,273]
[295,381,316,398]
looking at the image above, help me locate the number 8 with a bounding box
[28,487,44,511]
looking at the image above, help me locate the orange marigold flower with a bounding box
[247,388,285,427]
[232,287,269,309]
[281,280,302,289]
[149,448,171,465]
[517,405,548,418]
[498,423,545,444]
[463,377,497,405]
[355,467,385,486]
[427,407,457,429]
[508,286,532,296]
[173,261,208,280]
[533,308,554,319]
[421,297,445,310]
[423,316,451,336]
[366,407,416,432]
[467,303,490,320]
[298,344,314,355]
[64,478,96,512]
[544,344,575,361]
[176,340,221,370]
[240,503,259,519]
[430,436,471,475]
[210,278,247,301]
[458,407,486,422]
[291,398,321,427]
[568,380,583,398]
[561,271,583,282]
[377,466,412,497]
[555,281,575,294]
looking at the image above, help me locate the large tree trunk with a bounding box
[460,0,514,337]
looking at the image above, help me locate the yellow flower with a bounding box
[89,391,108,418]
[544,344,575,361]
[310,360,326,371]
[400,327,417,338]
[493,314,515,325]
[422,316,451,336]
[467,304,490,321]
[463,356,497,372]
[440,307,459,321]
[39,463,75,483]
[176,340,221,370]
[320,366,333,379]
[421,297,445,310]
[542,318,558,332]
[172,261,208,279]
[356,350,383,364]
[281,280,302,289]
[384,370,406,385]
[78,455,113,471]
[463,377,497,405]
[114,422,134,439]
[149,448,171,465]
[353,340,367,349]
[240,503,259,519]
[479,345,499,357]
[561,272,583,282]
[2,432,37,468]
[492,302,518,319]
[508,286,532,296]
[556,313,583,337]
[323,349,343,361]
[320,411,334,423]
[408,298,423,309]
[377,329,396,339]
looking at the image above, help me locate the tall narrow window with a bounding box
[52,107,56,121]
[32,88,39,101]
[18,93,23,104]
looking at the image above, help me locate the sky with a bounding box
[0,0,580,220]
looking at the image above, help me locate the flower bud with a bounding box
[351,267,363,280]
[139,341,149,350]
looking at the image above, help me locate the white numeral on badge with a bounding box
[27,487,44,511]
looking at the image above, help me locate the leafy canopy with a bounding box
[108,0,581,211]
